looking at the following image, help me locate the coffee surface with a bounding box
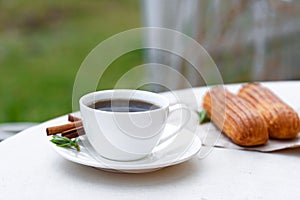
[89,99,160,112]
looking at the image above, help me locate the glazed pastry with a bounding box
[238,83,300,139]
[203,87,269,146]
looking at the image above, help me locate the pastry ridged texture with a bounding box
[238,83,300,139]
[203,86,269,146]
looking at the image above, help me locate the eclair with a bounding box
[203,87,269,146]
[238,83,300,139]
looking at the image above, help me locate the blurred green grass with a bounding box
[0,0,142,122]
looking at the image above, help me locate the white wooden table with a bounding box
[1,81,300,200]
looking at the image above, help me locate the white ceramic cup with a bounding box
[79,89,191,161]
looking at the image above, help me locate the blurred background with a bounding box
[0,0,141,123]
[0,0,300,124]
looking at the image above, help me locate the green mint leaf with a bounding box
[50,135,80,151]
[198,110,210,124]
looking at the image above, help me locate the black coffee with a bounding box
[89,99,160,112]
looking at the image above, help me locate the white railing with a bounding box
[142,0,300,90]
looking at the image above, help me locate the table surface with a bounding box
[1,81,300,200]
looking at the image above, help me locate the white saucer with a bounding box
[51,123,201,173]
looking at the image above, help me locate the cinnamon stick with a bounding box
[68,114,81,122]
[46,121,83,136]
[61,126,85,139]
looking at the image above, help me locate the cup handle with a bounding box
[156,103,191,146]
